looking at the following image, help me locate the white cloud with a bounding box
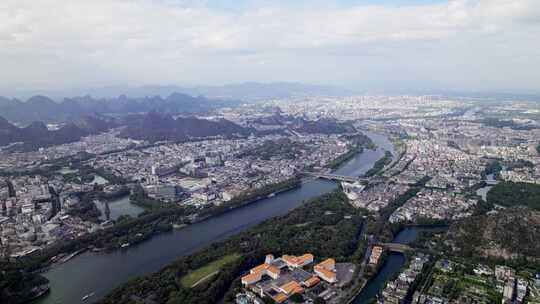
[0,0,539,92]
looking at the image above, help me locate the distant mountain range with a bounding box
[0,116,101,151]
[0,112,252,151]
[4,82,354,103]
[0,109,357,151]
[119,112,252,142]
[0,93,238,125]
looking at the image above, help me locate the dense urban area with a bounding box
[1,93,539,304]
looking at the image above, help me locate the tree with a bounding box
[289,293,303,303]
[314,297,326,304]
[262,296,276,304]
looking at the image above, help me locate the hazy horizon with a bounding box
[1,0,540,96]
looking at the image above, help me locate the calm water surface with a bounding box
[95,195,145,221]
[35,132,394,304]
[352,226,447,303]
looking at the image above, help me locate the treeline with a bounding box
[326,133,374,169]
[99,191,365,304]
[479,118,537,130]
[67,186,132,222]
[326,146,362,169]
[445,207,540,267]
[0,152,94,178]
[66,191,102,222]
[481,160,502,178]
[481,158,534,180]
[129,184,168,210]
[2,178,303,303]
[487,181,540,210]
[0,261,49,304]
[368,176,431,242]
[0,206,183,303]
[238,138,307,160]
[195,177,302,221]
[77,165,130,185]
[2,177,301,304]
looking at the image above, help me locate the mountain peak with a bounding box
[27,95,57,105]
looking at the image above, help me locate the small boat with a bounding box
[267,192,276,198]
[82,292,95,301]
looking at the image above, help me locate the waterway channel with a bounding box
[34,131,394,304]
[351,226,447,303]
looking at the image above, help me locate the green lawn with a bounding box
[180,253,241,288]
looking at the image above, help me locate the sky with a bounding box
[1,0,540,95]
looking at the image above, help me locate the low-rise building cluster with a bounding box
[389,189,476,223]
[380,253,429,304]
[413,260,534,304]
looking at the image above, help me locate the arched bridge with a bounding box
[377,243,412,253]
[303,172,369,183]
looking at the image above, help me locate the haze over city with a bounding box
[1,0,540,96]
[1,1,540,304]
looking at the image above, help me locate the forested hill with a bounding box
[486,181,540,210]
[118,112,253,142]
[445,182,540,264]
[0,116,88,151]
[0,111,251,150]
[446,207,540,262]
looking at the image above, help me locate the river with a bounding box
[34,131,394,304]
[352,226,447,303]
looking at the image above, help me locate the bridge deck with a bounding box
[304,172,368,183]
[377,243,412,253]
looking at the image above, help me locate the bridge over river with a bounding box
[303,172,371,183]
[377,243,413,253]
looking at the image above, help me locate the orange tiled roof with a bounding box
[251,263,270,274]
[282,253,313,266]
[299,253,314,262]
[241,272,261,284]
[303,276,320,288]
[317,258,335,269]
[315,266,337,281]
[282,255,297,264]
[280,280,303,295]
[273,292,288,303]
[251,263,280,275]
[266,264,280,275]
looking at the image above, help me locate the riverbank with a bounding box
[350,226,448,303]
[39,179,287,256]
[326,132,376,169]
[326,146,364,169]
[187,177,302,225]
[28,131,394,304]
[100,190,365,304]
[363,150,393,177]
[13,179,302,304]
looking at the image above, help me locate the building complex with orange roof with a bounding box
[241,263,281,286]
[282,253,314,268]
[240,253,342,303]
[314,258,337,283]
